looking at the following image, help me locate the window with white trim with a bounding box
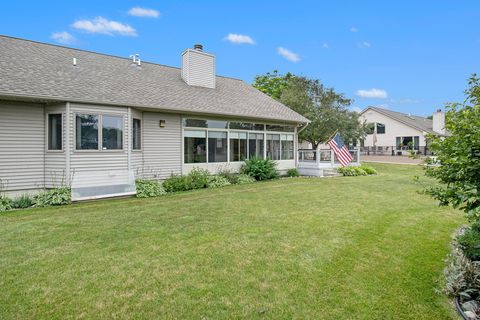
[48,113,62,150]
[132,118,141,150]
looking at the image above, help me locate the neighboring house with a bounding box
[0,36,308,200]
[359,106,446,155]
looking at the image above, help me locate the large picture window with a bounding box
[184,130,206,163]
[48,114,62,150]
[102,116,123,150]
[230,132,247,162]
[132,118,141,150]
[281,134,294,160]
[266,134,281,160]
[208,131,228,162]
[76,114,99,150]
[248,133,264,159]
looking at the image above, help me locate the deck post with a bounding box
[330,149,335,167]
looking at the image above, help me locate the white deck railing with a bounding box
[298,148,360,168]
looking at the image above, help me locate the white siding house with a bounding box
[0,36,309,199]
[360,107,446,155]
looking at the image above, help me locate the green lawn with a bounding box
[0,163,463,319]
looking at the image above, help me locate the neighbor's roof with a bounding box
[361,106,436,134]
[0,35,309,123]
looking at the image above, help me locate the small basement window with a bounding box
[48,113,62,150]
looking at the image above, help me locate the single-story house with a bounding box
[359,106,446,155]
[0,36,309,200]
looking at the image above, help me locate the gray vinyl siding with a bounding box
[0,101,45,191]
[45,104,67,188]
[69,103,129,174]
[142,112,182,179]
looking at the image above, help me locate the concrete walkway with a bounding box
[361,155,424,165]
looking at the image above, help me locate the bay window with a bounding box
[102,115,123,150]
[230,132,247,161]
[184,130,206,163]
[208,131,228,162]
[76,114,99,150]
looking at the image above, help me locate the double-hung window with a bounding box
[248,133,264,159]
[266,134,281,160]
[184,130,207,163]
[132,118,142,150]
[208,131,228,162]
[281,134,294,160]
[47,114,62,150]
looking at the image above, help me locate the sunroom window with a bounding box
[248,133,264,159]
[230,132,247,162]
[208,131,228,162]
[281,134,294,160]
[184,130,206,163]
[266,134,281,160]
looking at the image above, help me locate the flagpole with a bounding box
[325,129,338,144]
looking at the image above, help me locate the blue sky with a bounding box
[1,1,479,116]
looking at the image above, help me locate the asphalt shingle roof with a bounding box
[363,107,436,134]
[0,35,309,123]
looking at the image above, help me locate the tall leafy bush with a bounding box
[240,157,279,181]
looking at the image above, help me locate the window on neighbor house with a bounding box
[230,131,247,162]
[48,114,62,150]
[376,123,386,134]
[184,130,207,163]
[208,131,228,162]
[248,133,264,159]
[76,114,99,150]
[366,123,375,134]
[132,118,141,150]
[281,134,294,160]
[102,115,123,150]
[266,134,281,160]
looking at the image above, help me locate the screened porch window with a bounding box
[248,133,264,159]
[230,132,247,162]
[184,130,206,163]
[208,131,228,162]
[48,113,62,150]
[266,134,281,160]
[281,134,294,160]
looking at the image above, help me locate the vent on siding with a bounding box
[181,45,215,89]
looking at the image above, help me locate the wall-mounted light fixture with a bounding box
[159,120,166,128]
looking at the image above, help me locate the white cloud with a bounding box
[277,47,300,62]
[322,42,329,49]
[358,41,371,48]
[350,27,358,32]
[50,31,76,45]
[128,7,160,18]
[72,17,137,36]
[224,33,255,45]
[356,88,388,99]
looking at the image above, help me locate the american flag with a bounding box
[327,132,353,167]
